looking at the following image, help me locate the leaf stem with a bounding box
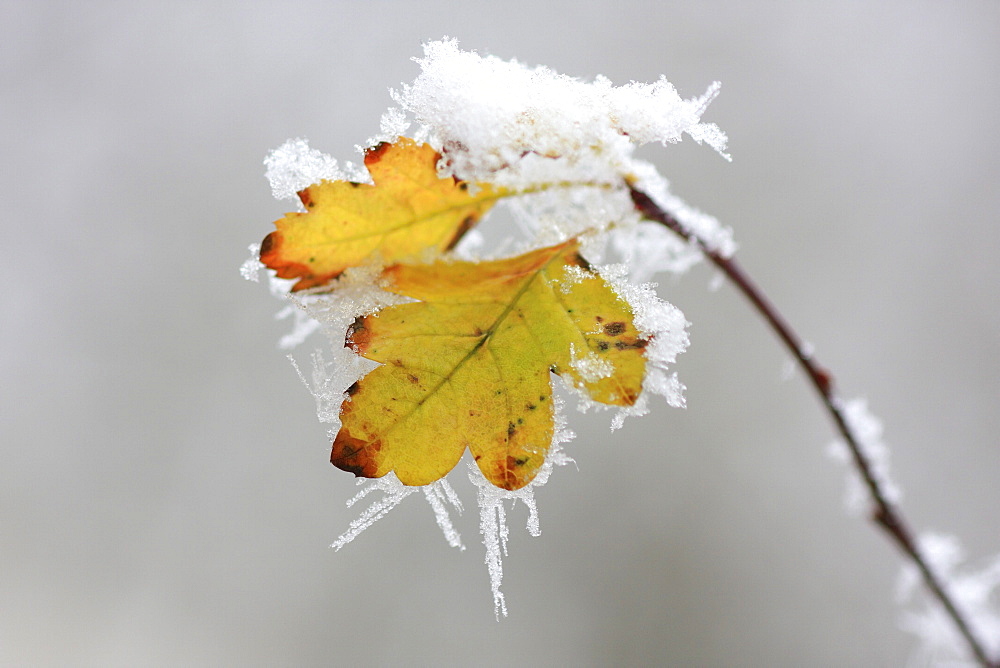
[629,184,998,668]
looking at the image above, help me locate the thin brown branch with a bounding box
[629,184,998,668]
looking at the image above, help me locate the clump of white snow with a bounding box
[389,38,733,272]
[364,106,412,149]
[240,243,264,282]
[264,138,344,203]
[393,37,728,192]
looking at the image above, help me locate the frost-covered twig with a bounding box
[250,38,996,658]
[629,184,999,668]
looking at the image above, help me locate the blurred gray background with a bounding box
[3,1,999,665]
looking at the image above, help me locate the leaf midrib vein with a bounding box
[384,247,566,433]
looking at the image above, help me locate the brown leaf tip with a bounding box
[346,316,371,351]
[364,141,392,165]
[297,188,314,208]
[259,227,339,292]
[331,429,381,478]
[259,230,281,259]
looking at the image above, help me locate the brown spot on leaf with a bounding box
[615,337,648,351]
[596,341,610,352]
[345,381,360,397]
[407,373,419,384]
[507,422,516,437]
[297,188,314,208]
[603,321,627,336]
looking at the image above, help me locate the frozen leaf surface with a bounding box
[332,239,648,490]
[260,138,502,291]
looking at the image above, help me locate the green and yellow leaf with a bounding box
[331,239,648,490]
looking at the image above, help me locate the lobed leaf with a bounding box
[331,239,648,490]
[260,138,501,291]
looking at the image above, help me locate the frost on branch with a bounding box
[247,38,729,615]
[825,397,901,515]
[897,533,1000,665]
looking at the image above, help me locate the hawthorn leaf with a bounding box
[260,138,501,291]
[331,239,648,490]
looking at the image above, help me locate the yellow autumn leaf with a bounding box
[260,138,501,291]
[331,239,648,490]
